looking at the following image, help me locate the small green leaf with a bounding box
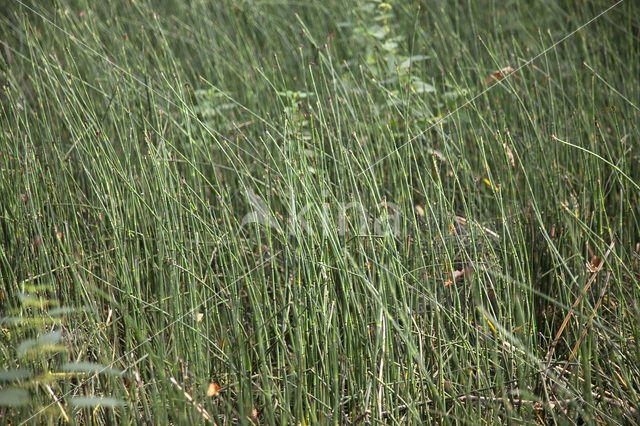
[368,25,387,39]
[39,330,63,345]
[69,397,125,408]
[411,80,435,93]
[17,330,64,356]
[0,316,61,327]
[399,55,430,69]
[22,284,54,293]
[359,3,375,13]
[17,339,37,355]
[276,90,313,99]
[18,293,59,308]
[0,369,31,382]
[0,388,29,406]
[382,41,398,52]
[0,316,21,326]
[62,362,123,376]
[47,307,76,316]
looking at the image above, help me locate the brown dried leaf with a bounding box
[484,66,516,85]
[586,255,601,272]
[206,383,221,397]
[247,407,258,425]
[207,383,220,396]
[503,143,515,168]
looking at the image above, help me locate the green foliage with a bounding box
[1,0,639,424]
[0,281,123,421]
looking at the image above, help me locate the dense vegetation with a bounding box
[1,0,639,423]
